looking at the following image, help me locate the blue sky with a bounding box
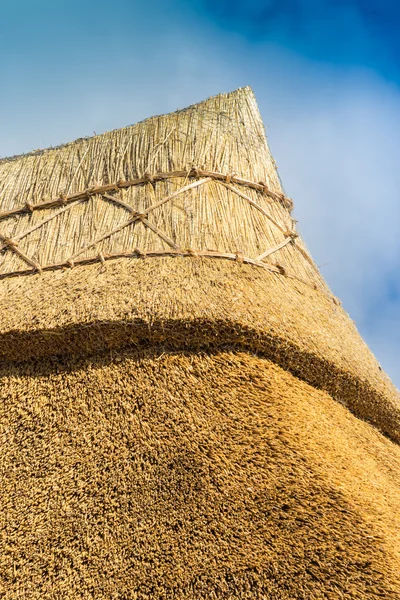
[0,0,399,387]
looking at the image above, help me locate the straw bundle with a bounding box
[0,87,399,598]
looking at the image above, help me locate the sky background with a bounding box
[0,0,399,387]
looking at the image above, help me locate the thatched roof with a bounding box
[1,87,399,598]
[0,88,310,282]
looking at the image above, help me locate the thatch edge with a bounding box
[0,256,398,445]
[0,87,255,165]
[2,314,399,445]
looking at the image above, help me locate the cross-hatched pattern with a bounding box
[0,87,328,293]
[0,171,327,294]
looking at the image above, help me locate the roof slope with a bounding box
[0,87,398,443]
[1,87,400,598]
[0,88,320,287]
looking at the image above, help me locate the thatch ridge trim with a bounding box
[1,87,397,444]
[0,170,316,284]
[1,87,312,287]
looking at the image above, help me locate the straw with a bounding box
[0,87,399,599]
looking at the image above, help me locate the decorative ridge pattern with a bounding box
[0,169,331,297]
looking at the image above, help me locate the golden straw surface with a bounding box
[0,87,399,598]
[1,350,399,598]
[0,87,322,290]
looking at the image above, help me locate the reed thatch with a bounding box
[0,87,399,598]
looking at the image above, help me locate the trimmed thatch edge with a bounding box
[2,315,399,446]
[0,87,254,165]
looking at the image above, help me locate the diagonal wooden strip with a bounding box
[102,193,136,213]
[0,234,42,272]
[67,178,210,262]
[0,200,85,251]
[256,237,293,261]
[140,177,211,217]
[139,217,179,250]
[66,217,138,263]
[7,245,43,272]
[219,181,288,235]
[0,190,136,254]
[220,180,318,272]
